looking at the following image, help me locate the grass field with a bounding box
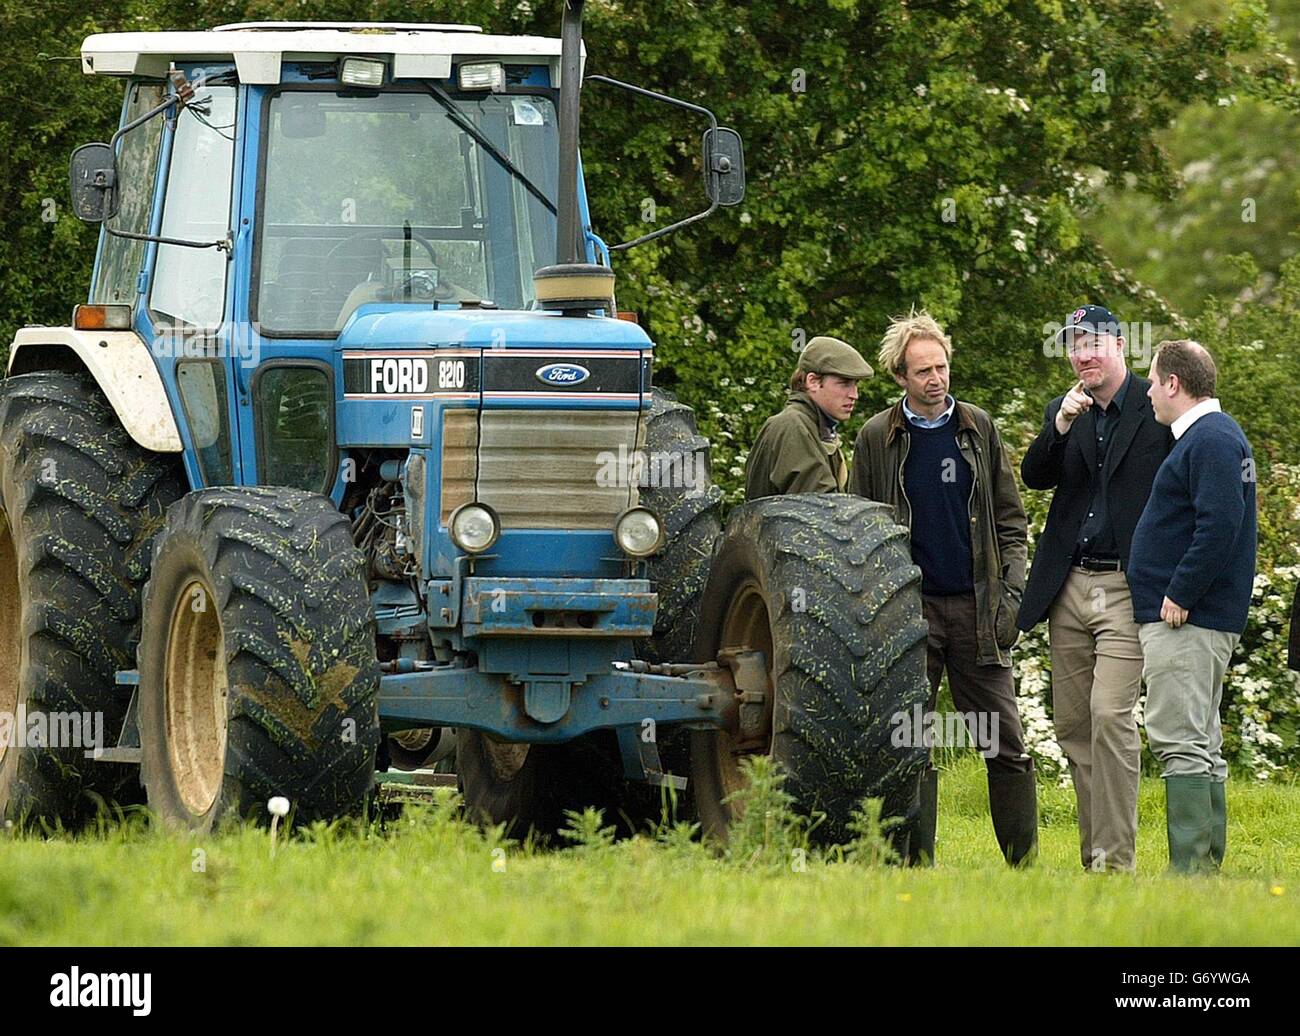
[1,755,1297,946]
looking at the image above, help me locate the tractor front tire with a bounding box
[0,372,184,827]
[138,488,380,831]
[690,494,929,845]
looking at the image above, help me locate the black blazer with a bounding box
[1017,373,1174,630]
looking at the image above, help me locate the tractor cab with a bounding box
[68,22,591,493]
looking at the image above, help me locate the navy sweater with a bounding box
[903,420,974,596]
[1128,410,1257,634]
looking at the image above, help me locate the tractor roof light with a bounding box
[339,57,385,88]
[614,507,665,558]
[73,304,131,330]
[458,62,505,92]
[448,503,500,554]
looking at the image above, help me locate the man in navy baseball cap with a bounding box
[1019,300,1174,871]
[1055,303,1124,345]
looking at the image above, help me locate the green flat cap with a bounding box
[798,336,874,379]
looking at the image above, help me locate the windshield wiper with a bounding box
[418,82,557,217]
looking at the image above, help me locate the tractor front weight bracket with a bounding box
[376,650,768,784]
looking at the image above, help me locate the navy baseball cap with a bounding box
[1055,303,1123,342]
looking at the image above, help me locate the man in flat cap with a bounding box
[744,335,873,500]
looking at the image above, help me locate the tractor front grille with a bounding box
[441,408,644,530]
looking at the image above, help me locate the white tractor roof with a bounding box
[80,21,576,86]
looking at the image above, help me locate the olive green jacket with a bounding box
[848,398,1028,667]
[745,392,848,501]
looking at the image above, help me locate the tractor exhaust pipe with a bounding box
[556,0,585,265]
[533,0,615,316]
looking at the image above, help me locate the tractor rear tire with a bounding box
[690,494,929,845]
[457,729,641,841]
[0,372,185,827]
[624,389,724,822]
[138,487,380,831]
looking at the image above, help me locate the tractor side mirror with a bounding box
[703,127,745,207]
[69,142,119,223]
[585,74,748,251]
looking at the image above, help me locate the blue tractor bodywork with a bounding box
[77,46,739,784]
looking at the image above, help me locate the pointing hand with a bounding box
[1055,380,1094,436]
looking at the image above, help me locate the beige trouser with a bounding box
[1139,621,1238,780]
[1048,568,1143,872]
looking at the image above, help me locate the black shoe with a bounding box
[907,768,938,867]
[989,769,1039,867]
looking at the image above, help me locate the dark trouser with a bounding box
[908,592,1037,866]
[922,593,1032,774]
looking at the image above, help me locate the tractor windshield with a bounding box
[253,88,559,336]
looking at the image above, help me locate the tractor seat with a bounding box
[267,235,384,329]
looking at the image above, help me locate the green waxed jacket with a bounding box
[848,398,1028,668]
[744,392,848,501]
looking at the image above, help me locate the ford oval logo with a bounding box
[535,362,590,386]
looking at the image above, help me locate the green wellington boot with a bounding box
[989,770,1039,867]
[1209,781,1227,869]
[907,768,938,867]
[1165,775,1214,875]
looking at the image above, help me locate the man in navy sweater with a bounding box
[1129,340,1257,873]
[851,310,1035,867]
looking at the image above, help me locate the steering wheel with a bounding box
[324,227,440,293]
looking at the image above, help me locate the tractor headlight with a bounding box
[339,58,385,88]
[614,507,665,558]
[448,503,500,554]
[458,62,506,92]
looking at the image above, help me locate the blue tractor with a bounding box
[0,6,927,843]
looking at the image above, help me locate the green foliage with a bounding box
[2,0,1284,384]
[721,754,813,869]
[1087,0,1300,316]
[0,1,131,363]
[558,806,617,853]
[1194,254,1300,464]
[843,796,903,868]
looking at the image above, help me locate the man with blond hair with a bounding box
[850,309,1036,867]
[1129,340,1256,873]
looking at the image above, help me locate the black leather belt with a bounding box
[1072,551,1123,572]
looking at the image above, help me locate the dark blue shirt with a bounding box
[1075,371,1131,557]
[903,416,974,596]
